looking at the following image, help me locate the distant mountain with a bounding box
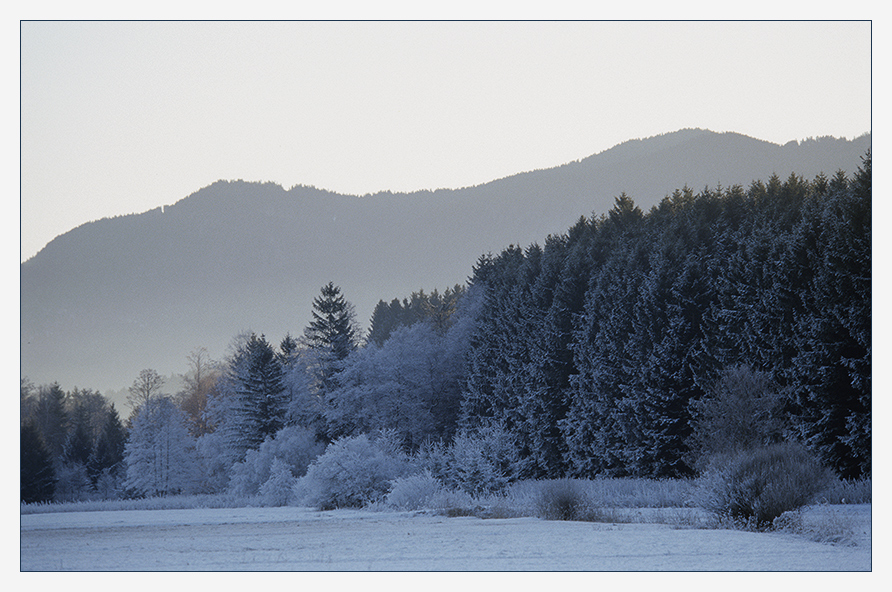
[21,128,871,398]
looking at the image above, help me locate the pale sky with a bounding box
[20,20,871,262]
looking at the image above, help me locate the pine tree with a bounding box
[303,283,359,406]
[33,382,68,460]
[21,422,56,503]
[304,282,359,360]
[367,299,401,346]
[230,334,288,453]
[87,404,127,487]
[61,399,94,467]
[790,152,871,477]
[564,200,648,477]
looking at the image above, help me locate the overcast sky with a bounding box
[20,20,871,262]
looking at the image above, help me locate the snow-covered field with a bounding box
[21,504,870,571]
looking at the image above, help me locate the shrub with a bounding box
[535,479,591,521]
[773,508,857,546]
[294,431,413,510]
[444,426,521,496]
[53,462,94,503]
[386,471,444,510]
[696,443,832,527]
[228,425,324,498]
[819,476,872,505]
[414,440,452,483]
[690,364,785,470]
[258,457,297,507]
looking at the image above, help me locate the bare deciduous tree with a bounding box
[127,368,166,415]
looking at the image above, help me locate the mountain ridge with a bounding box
[21,128,871,397]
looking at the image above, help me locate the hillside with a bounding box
[20,128,871,395]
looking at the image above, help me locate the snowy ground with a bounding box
[20,504,870,571]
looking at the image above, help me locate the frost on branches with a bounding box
[124,397,199,496]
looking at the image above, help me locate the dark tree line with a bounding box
[460,152,870,479]
[367,286,465,346]
[21,380,128,503]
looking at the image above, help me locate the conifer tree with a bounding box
[304,283,359,359]
[367,299,403,346]
[230,334,288,453]
[33,382,68,460]
[21,422,56,503]
[87,404,127,487]
[303,283,359,401]
[790,152,871,477]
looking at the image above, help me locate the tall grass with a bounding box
[20,494,247,515]
[508,477,695,512]
[818,476,871,505]
[22,475,868,520]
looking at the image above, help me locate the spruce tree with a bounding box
[33,383,68,460]
[21,422,56,503]
[87,404,127,486]
[790,153,871,477]
[303,283,359,397]
[231,334,287,453]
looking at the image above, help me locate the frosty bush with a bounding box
[93,466,124,500]
[228,425,323,499]
[413,440,452,483]
[194,430,241,493]
[295,431,413,510]
[53,462,94,503]
[819,476,872,505]
[386,471,444,510]
[445,426,520,496]
[696,442,832,527]
[690,364,786,469]
[258,457,297,507]
[535,479,592,521]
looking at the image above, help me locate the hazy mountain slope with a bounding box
[21,129,871,394]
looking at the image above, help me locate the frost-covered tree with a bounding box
[689,364,786,469]
[124,397,199,496]
[53,461,93,502]
[326,322,455,446]
[176,347,220,437]
[418,424,521,496]
[326,286,476,448]
[281,346,327,438]
[295,430,412,509]
[259,457,297,507]
[228,425,323,498]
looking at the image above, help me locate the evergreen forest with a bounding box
[21,152,871,505]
